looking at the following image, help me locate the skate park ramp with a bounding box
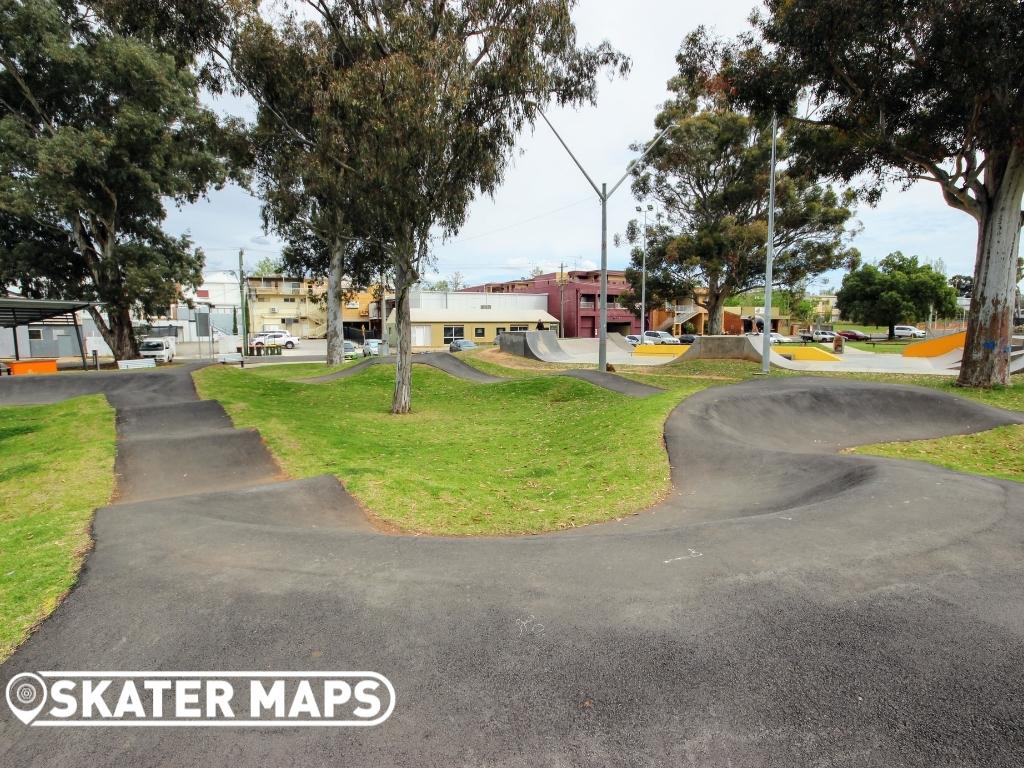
[675,335,973,375]
[499,330,676,366]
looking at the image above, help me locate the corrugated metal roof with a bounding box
[0,297,95,328]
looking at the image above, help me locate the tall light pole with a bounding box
[636,203,654,343]
[538,111,674,370]
[238,249,249,362]
[760,114,779,375]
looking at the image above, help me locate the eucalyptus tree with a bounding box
[687,1,1024,386]
[623,100,859,334]
[0,0,240,359]
[326,0,628,413]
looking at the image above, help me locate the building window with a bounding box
[496,327,506,336]
[28,329,42,340]
[283,297,296,303]
[474,327,485,338]
[509,324,528,332]
[443,325,464,344]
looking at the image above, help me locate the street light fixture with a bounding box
[636,204,654,343]
[758,114,779,375]
[538,111,675,370]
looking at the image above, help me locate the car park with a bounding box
[252,331,301,349]
[838,329,871,341]
[894,325,926,338]
[449,339,478,352]
[643,330,681,345]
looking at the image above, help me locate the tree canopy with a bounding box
[686,1,1024,385]
[622,96,859,334]
[0,0,240,358]
[837,252,958,338]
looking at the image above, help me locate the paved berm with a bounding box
[1,365,1023,767]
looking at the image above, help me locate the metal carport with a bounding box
[0,297,95,370]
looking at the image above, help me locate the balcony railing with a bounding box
[579,300,595,309]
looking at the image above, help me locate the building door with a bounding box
[411,325,431,347]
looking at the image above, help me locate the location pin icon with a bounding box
[6,673,47,725]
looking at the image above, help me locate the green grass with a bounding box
[0,395,116,661]
[241,359,362,381]
[195,354,1024,535]
[194,363,713,535]
[853,425,1024,483]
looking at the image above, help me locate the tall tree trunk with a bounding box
[88,305,138,361]
[704,291,727,335]
[958,151,1024,388]
[326,239,346,365]
[391,235,419,414]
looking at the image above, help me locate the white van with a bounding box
[139,337,175,363]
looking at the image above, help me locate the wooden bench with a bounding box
[116,358,157,370]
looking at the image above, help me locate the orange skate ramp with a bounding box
[903,331,965,358]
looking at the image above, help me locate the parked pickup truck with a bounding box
[138,336,175,363]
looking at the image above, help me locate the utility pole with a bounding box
[636,204,654,342]
[759,114,779,375]
[538,111,675,371]
[238,249,248,364]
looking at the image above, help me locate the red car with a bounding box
[838,329,870,341]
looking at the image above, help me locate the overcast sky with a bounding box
[164,0,988,293]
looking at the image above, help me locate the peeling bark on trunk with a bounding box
[326,239,346,365]
[958,150,1024,388]
[391,239,416,415]
[88,304,138,361]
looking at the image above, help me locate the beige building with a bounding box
[387,288,558,349]
[246,276,390,339]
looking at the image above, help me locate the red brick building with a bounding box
[463,270,641,338]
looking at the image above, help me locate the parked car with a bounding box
[812,329,836,343]
[343,340,359,359]
[625,334,642,347]
[746,332,792,344]
[449,339,478,352]
[252,331,300,349]
[362,339,383,357]
[838,329,871,341]
[643,330,681,345]
[677,334,697,344]
[138,336,175,363]
[894,325,926,338]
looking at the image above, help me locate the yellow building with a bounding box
[247,276,389,339]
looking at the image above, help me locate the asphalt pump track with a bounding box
[1,364,1023,766]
